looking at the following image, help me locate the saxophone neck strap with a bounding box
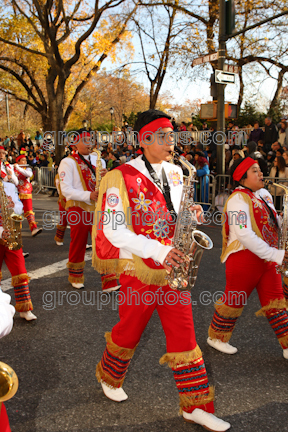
[142,153,177,217]
[259,195,278,228]
[77,152,96,177]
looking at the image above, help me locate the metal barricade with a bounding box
[35,167,57,194]
[31,167,41,193]
[263,177,288,211]
[212,174,232,213]
[194,173,215,211]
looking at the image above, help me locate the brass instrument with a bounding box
[0,362,18,402]
[0,179,24,250]
[92,149,103,199]
[266,180,288,276]
[166,151,213,291]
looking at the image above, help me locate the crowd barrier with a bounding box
[33,166,57,195]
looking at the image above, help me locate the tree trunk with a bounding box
[237,66,244,113]
[270,68,285,110]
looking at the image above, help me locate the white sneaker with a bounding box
[183,409,231,431]
[71,282,84,289]
[101,381,128,402]
[22,252,29,258]
[32,228,43,237]
[56,241,63,246]
[20,311,37,321]
[207,337,238,354]
[103,285,121,293]
[283,349,288,359]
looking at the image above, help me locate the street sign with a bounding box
[215,69,236,84]
[192,52,218,67]
[224,64,239,73]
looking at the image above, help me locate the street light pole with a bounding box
[5,94,10,132]
[216,0,226,175]
[109,107,114,131]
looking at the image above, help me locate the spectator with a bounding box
[257,140,266,158]
[228,149,244,169]
[264,117,278,153]
[194,150,210,210]
[276,148,285,157]
[110,152,120,170]
[269,155,288,210]
[271,141,281,153]
[180,122,187,131]
[283,151,288,166]
[278,121,288,146]
[119,155,127,165]
[266,151,275,172]
[17,130,25,149]
[3,136,9,149]
[248,121,264,144]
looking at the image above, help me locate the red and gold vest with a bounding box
[65,153,96,212]
[14,166,33,199]
[221,187,278,261]
[92,165,176,286]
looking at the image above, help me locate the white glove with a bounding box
[0,291,15,338]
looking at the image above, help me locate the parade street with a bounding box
[1,193,287,432]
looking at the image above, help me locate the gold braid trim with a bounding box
[179,386,215,412]
[221,191,263,262]
[19,193,32,200]
[55,173,66,208]
[278,335,288,349]
[255,298,287,317]
[65,200,95,212]
[215,302,244,318]
[66,260,86,270]
[96,361,125,389]
[24,210,34,217]
[159,345,202,368]
[0,271,2,281]
[11,273,30,286]
[283,276,288,286]
[208,326,233,342]
[104,332,138,359]
[92,169,168,286]
[15,300,33,312]
[68,275,84,284]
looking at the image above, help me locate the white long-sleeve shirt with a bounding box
[14,164,33,179]
[0,181,23,239]
[103,156,183,265]
[0,291,15,338]
[58,153,106,206]
[1,161,18,186]
[224,186,284,264]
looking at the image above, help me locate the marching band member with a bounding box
[92,110,230,432]
[14,154,42,237]
[0,180,36,320]
[0,290,15,431]
[58,131,119,292]
[207,157,288,359]
[0,146,18,186]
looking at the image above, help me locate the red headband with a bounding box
[139,118,173,144]
[233,157,257,181]
[16,155,26,162]
[0,146,5,151]
[72,131,91,145]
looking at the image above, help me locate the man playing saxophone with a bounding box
[0,180,36,320]
[92,110,231,432]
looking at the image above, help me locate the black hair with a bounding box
[134,109,171,146]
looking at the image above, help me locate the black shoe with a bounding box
[23,252,29,258]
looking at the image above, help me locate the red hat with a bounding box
[139,117,173,144]
[233,157,257,181]
[0,146,5,151]
[16,155,26,163]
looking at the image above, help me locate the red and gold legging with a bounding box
[209,250,288,349]
[22,198,37,232]
[96,274,215,414]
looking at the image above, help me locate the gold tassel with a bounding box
[65,199,95,213]
[20,194,32,200]
[24,210,34,217]
[96,361,125,389]
[179,386,215,412]
[15,300,33,312]
[283,276,288,286]
[105,332,137,359]
[215,303,244,318]
[68,275,84,284]
[208,326,233,342]
[11,273,30,286]
[255,298,287,317]
[159,345,202,368]
[0,270,2,281]
[66,261,86,270]
[278,334,288,349]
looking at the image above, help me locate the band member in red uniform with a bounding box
[92,110,230,432]
[207,157,288,360]
[14,154,42,237]
[0,180,36,320]
[0,146,18,186]
[58,131,119,292]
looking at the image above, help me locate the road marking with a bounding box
[1,252,92,292]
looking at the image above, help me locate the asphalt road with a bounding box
[1,193,287,432]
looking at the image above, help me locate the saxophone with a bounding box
[266,180,288,277]
[166,152,213,291]
[0,179,24,250]
[92,149,102,200]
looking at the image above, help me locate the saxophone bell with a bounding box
[0,362,18,402]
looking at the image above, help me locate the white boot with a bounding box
[183,409,231,431]
[71,282,84,289]
[31,228,43,237]
[103,285,121,293]
[20,311,37,321]
[207,337,238,354]
[101,381,128,402]
[56,241,63,246]
[283,348,288,359]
